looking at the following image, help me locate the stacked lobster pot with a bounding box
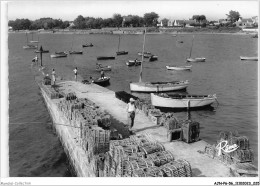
[41,79,60,99]
[105,133,193,177]
[204,131,254,166]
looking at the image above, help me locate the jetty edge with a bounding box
[35,69,257,177]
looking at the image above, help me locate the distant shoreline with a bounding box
[9,27,258,35]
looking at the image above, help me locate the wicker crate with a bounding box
[146,150,174,166]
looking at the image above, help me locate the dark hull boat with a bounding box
[149,55,158,62]
[116,51,128,55]
[95,63,112,71]
[126,60,142,66]
[69,51,83,54]
[91,77,110,86]
[97,56,115,60]
[35,49,49,53]
[82,44,93,47]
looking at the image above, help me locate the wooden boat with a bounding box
[186,57,206,62]
[95,63,112,71]
[69,51,83,54]
[130,28,189,93]
[151,93,217,108]
[23,33,37,49]
[50,53,68,58]
[126,60,142,66]
[116,35,128,55]
[240,56,258,61]
[35,49,49,53]
[90,76,110,86]
[186,35,206,62]
[149,55,158,62]
[97,56,115,60]
[82,43,93,47]
[166,65,192,71]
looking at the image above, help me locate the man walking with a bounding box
[126,98,137,133]
[52,68,56,85]
[73,67,78,81]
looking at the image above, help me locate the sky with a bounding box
[7,0,259,21]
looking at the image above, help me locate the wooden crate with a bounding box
[180,120,200,143]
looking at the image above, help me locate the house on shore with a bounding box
[235,18,254,28]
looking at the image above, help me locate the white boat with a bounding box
[116,34,128,55]
[240,56,258,61]
[166,65,192,71]
[186,35,206,62]
[130,28,189,92]
[186,57,206,62]
[50,53,68,58]
[126,60,142,66]
[130,81,189,92]
[151,93,217,108]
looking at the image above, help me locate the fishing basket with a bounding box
[139,143,165,155]
[146,150,174,166]
[129,133,156,146]
[161,159,191,177]
[179,120,200,143]
[132,167,164,177]
[125,159,155,177]
[65,92,77,101]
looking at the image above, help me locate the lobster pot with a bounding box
[129,134,155,146]
[110,159,117,177]
[180,120,200,143]
[90,128,110,144]
[161,161,188,177]
[232,149,254,163]
[125,159,155,177]
[164,117,180,130]
[222,152,234,165]
[132,169,147,177]
[175,159,192,177]
[139,143,165,155]
[144,167,164,177]
[65,92,77,101]
[123,152,146,161]
[110,139,137,157]
[228,136,250,150]
[146,151,174,167]
[204,144,216,159]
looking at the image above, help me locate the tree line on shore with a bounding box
[8,10,242,31]
[8,12,159,30]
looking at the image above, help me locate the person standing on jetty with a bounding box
[73,67,78,81]
[126,98,137,133]
[100,69,105,80]
[52,68,56,85]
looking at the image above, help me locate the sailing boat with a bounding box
[186,35,206,62]
[69,34,83,54]
[116,34,128,55]
[130,29,189,92]
[23,33,37,49]
[30,32,39,43]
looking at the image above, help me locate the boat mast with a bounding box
[139,28,146,83]
[26,33,28,45]
[117,34,121,52]
[188,35,195,58]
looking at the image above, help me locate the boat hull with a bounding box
[130,81,189,92]
[92,77,110,86]
[95,66,112,71]
[69,51,83,54]
[240,56,258,61]
[97,56,115,60]
[50,54,67,58]
[126,60,142,66]
[166,65,192,71]
[151,93,216,108]
[116,51,128,55]
[23,45,37,49]
[82,44,93,47]
[186,58,206,62]
[35,50,49,53]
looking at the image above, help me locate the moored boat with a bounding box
[240,56,258,61]
[95,63,112,71]
[35,49,49,53]
[69,51,83,54]
[126,60,142,66]
[50,53,68,58]
[186,57,206,62]
[116,51,128,55]
[149,55,158,62]
[151,93,217,108]
[82,43,93,47]
[23,45,38,49]
[130,81,189,92]
[90,76,110,86]
[166,65,192,71]
[97,56,115,60]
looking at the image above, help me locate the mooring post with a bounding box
[39,45,43,66]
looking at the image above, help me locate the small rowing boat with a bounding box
[97,56,115,60]
[186,57,206,62]
[82,43,93,47]
[95,63,112,71]
[240,56,258,61]
[90,76,110,86]
[50,53,68,58]
[166,65,192,71]
[35,49,49,53]
[151,93,217,108]
[69,51,83,54]
[126,60,142,66]
[149,55,158,62]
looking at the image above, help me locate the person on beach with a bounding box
[52,68,56,85]
[31,55,38,66]
[73,67,77,81]
[100,69,105,80]
[126,98,137,133]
